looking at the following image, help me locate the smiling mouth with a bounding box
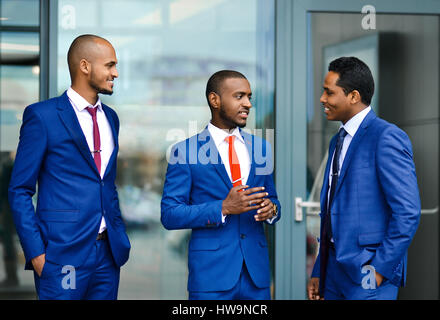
[239,110,249,117]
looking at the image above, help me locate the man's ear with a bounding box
[208,92,220,110]
[350,90,362,104]
[79,59,91,75]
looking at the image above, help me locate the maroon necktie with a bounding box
[87,107,101,174]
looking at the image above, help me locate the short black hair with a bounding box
[205,70,247,108]
[328,57,374,106]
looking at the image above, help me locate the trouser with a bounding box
[189,262,270,300]
[324,246,399,300]
[34,237,120,300]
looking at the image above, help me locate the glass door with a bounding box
[275,0,440,300]
[306,12,439,300]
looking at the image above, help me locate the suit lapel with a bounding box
[320,136,337,213]
[56,92,100,178]
[334,110,377,195]
[198,128,232,189]
[102,105,118,179]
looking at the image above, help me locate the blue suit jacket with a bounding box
[161,128,281,292]
[8,92,131,270]
[312,110,421,287]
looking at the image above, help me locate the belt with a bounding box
[96,230,108,240]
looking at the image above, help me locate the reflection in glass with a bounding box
[0,0,39,27]
[57,0,275,299]
[0,31,39,297]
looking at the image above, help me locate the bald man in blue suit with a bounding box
[308,57,420,300]
[8,35,130,299]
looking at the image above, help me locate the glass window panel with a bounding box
[307,12,439,299]
[0,0,39,27]
[0,32,39,152]
[57,0,275,299]
[0,31,39,298]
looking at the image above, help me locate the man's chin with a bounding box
[99,89,113,96]
[237,122,247,128]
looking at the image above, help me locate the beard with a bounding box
[219,107,246,129]
[89,69,113,96]
[90,80,113,96]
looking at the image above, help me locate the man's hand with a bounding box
[32,253,46,277]
[254,198,276,221]
[222,185,268,215]
[375,271,384,287]
[307,277,322,300]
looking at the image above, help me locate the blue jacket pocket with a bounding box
[189,237,220,251]
[358,231,385,246]
[39,210,79,222]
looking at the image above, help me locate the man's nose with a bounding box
[244,97,252,108]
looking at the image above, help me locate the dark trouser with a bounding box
[324,246,399,300]
[189,262,270,300]
[34,237,120,300]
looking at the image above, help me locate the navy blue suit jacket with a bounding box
[312,110,420,287]
[8,92,130,270]
[161,128,281,292]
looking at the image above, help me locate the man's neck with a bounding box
[71,84,98,105]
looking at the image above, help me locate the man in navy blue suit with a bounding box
[8,34,130,299]
[161,70,281,300]
[308,57,420,300]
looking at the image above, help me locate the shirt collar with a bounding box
[207,122,244,148]
[340,106,371,137]
[67,87,103,112]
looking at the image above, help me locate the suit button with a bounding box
[101,181,105,186]
[240,234,246,239]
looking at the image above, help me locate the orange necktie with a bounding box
[225,135,242,187]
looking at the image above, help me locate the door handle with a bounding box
[295,198,437,221]
[294,197,320,222]
[421,206,438,215]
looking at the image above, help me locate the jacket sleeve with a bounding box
[160,144,224,230]
[311,251,321,278]
[263,171,281,225]
[8,106,47,264]
[370,126,421,281]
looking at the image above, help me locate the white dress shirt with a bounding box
[208,122,251,186]
[328,106,372,186]
[67,87,115,233]
[208,123,275,224]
